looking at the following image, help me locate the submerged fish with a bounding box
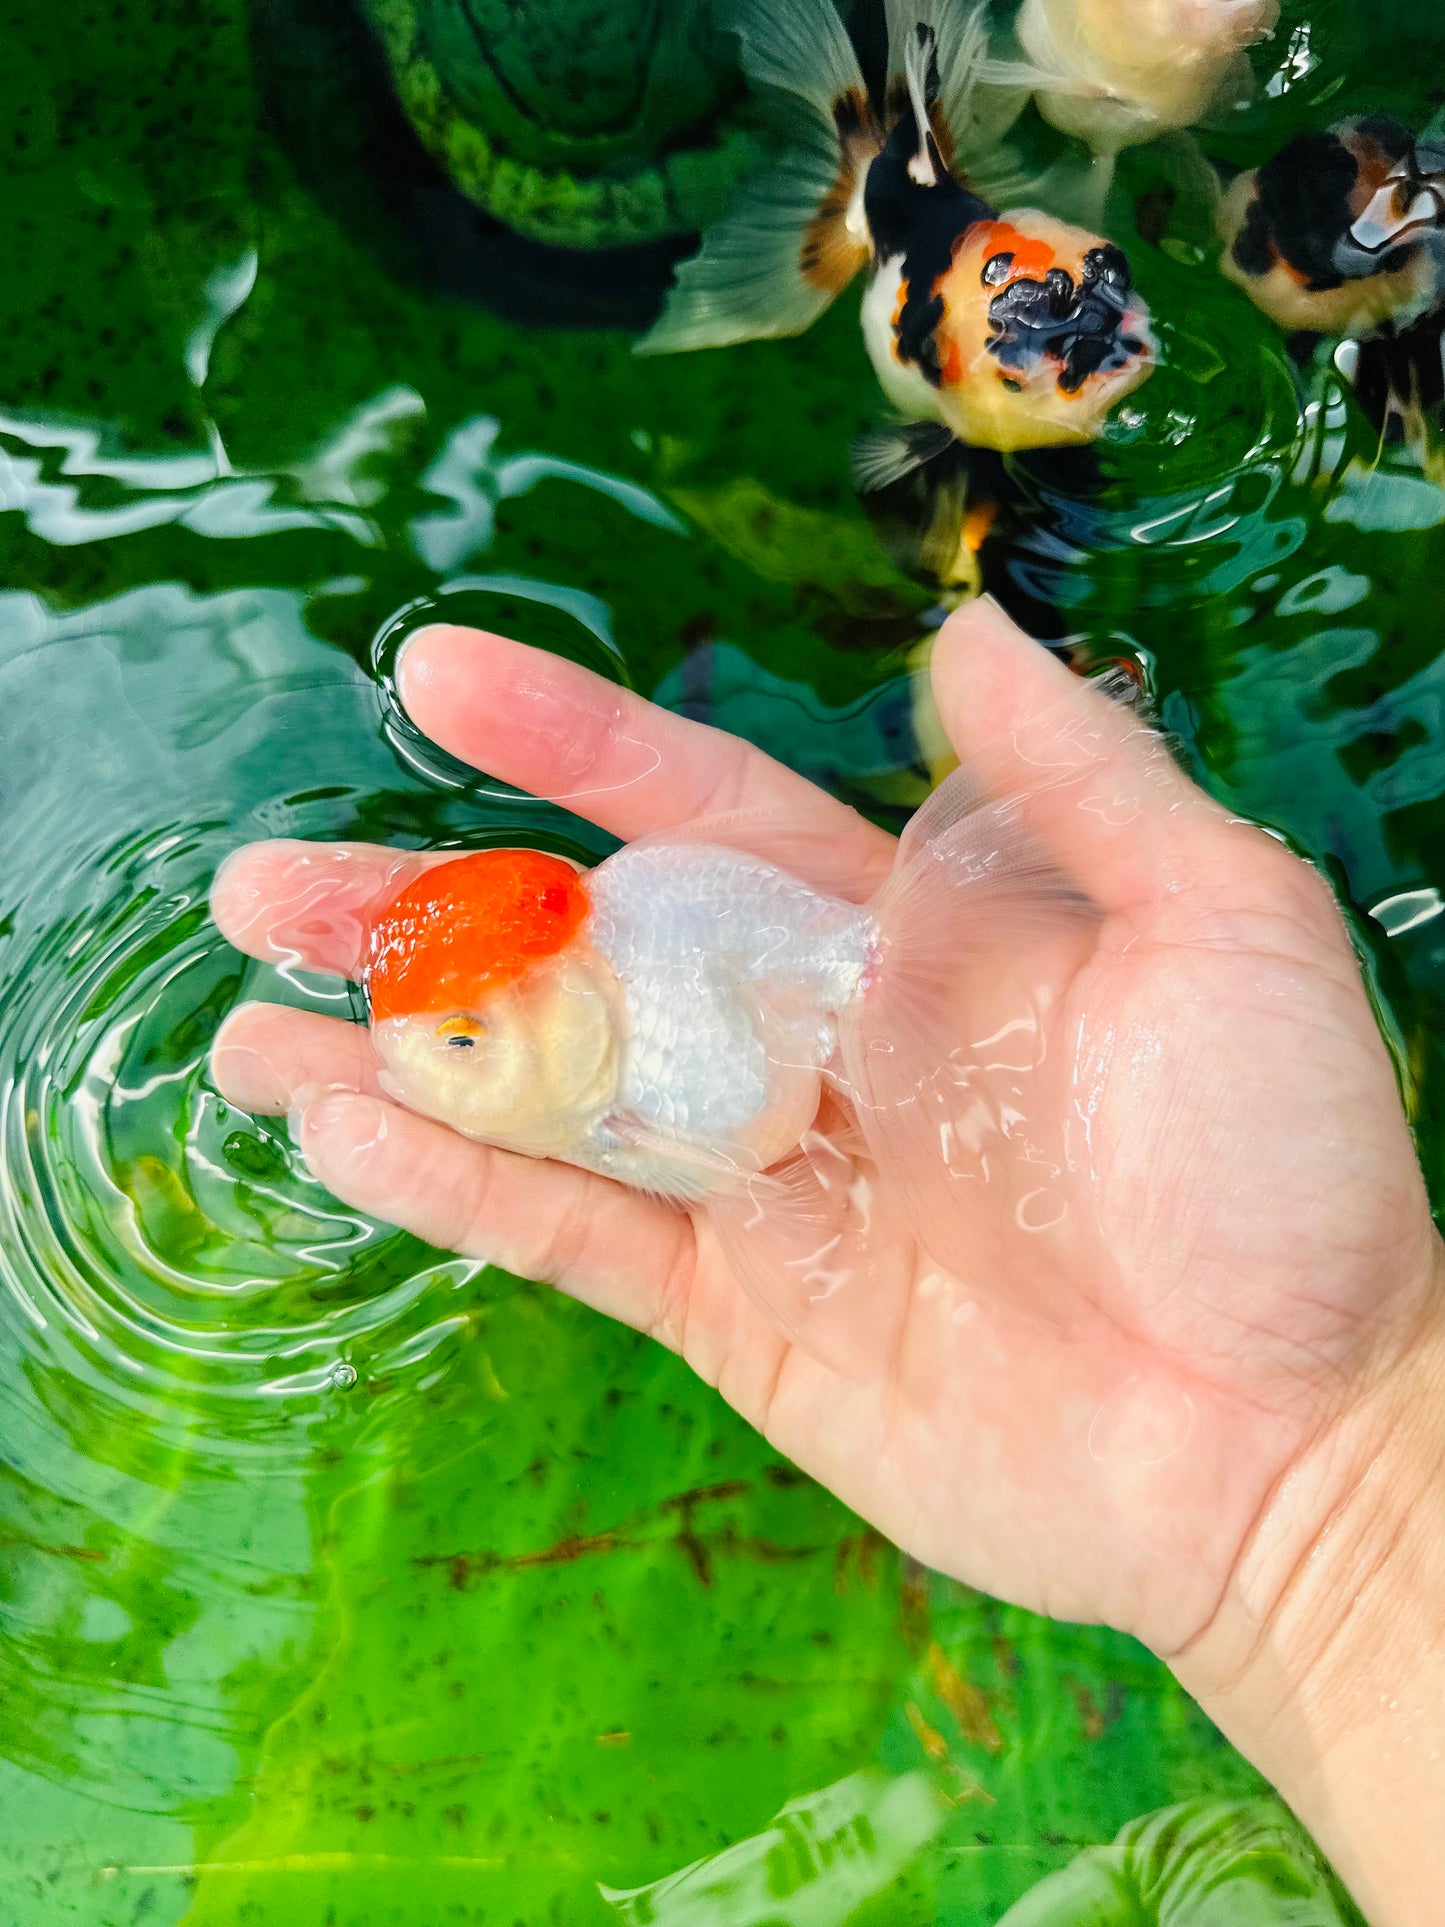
[1219,115,1445,447]
[1014,0,1279,160]
[360,779,1094,1353]
[1220,115,1445,337]
[638,0,1155,470]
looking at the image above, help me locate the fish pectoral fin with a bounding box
[850,420,959,493]
[593,1113,762,1205]
[706,1101,915,1380]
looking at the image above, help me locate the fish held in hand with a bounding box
[637,0,1155,456]
[360,772,1099,1357]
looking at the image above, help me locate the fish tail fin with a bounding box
[636,0,880,355]
[839,759,1100,1282]
[1352,310,1445,463]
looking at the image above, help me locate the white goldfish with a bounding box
[357,773,1094,1353]
[1015,0,1279,163]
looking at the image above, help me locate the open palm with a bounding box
[211,602,1440,1662]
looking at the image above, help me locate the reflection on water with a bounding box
[2,0,1443,1919]
[602,1771,947,1923]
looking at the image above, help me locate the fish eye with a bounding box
[437,1016,484,1050]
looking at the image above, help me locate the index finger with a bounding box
[396,625,895,885]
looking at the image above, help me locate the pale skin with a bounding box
[212,601,1445,1923]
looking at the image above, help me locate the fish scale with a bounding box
[586,842,873,1142]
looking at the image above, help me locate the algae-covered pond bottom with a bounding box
[2,0,1444,1920]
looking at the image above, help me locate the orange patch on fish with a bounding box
[962,499,998,552]
[367,849,590,1021]
[890,278,911,361]
[965,221,1058,287]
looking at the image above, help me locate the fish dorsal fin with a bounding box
[637,0,882,355]
[884,0,1010,166]
[902,22,942,185]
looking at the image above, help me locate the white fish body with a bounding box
[364,762,1099,1366]
[579,842,875,1195]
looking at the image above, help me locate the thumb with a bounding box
[929,598,1233,914]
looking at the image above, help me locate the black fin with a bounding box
[850,420,958,493]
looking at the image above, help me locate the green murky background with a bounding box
[2,0,1443,1920]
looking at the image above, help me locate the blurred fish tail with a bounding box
[1353,309,1445,466]
[636,0,882,354]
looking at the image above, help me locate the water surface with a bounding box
[2,0,1443,1919]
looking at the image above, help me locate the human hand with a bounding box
[211,603,1445,1918]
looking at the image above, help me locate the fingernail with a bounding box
[211,843,269,915]
[291,1088,389,1174]
[393,624,438,683]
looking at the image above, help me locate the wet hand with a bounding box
[210,602,1442,1712]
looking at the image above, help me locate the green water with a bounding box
[2,0,1443,1920]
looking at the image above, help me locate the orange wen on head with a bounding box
[366,849,591,1021]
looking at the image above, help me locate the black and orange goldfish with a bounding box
[1220,114,1445,448]
[1221,115,1445,337]
[639,0,1156,475]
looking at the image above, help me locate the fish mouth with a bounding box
[983,245,1151,396]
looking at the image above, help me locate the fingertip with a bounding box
[932,599,1080,761]
[934,598,1071,696]
[396,624,508,727]
[210,1001,271,1104]
[210,840,300,941]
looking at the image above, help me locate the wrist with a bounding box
[1173,1238,1445,1925]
